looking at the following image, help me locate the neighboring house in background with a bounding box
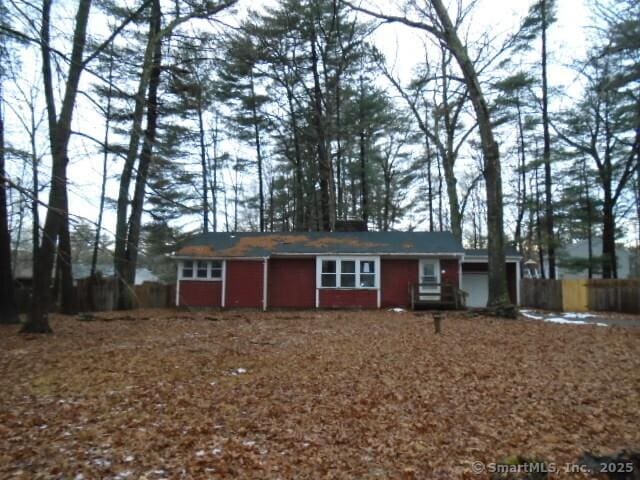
[552,239,632,279]
[13,261,160,286]
[173,231,521,310]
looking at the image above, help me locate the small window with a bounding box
[321,260,337,287]
[421,262,437,285]
[182,260,194,278]
[360,261,375,287]
[197,261,208,278]
[210,260,222,279]
[340,260,356,287]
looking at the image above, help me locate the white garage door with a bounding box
[461,273,489,308]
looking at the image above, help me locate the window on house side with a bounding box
[340,260,356,287]
[421,262,437,285]
[318,258,377,289]
[360,261,375,287]
[182,260,194,278]
[321,260,337,287]
[211,260,222,279]
[197,261,208,278]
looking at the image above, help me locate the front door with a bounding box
[419,259,440,297]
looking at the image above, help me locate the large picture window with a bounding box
[317,257,379,289]
[181,260,223,280]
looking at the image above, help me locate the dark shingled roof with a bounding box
[175,231,464,258]
[464,248,522,258]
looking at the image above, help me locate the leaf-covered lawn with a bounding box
[1,310,638,479]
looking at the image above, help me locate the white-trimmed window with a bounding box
[181,260,223,280]
[419,259,440,293]
[317,257,379,289]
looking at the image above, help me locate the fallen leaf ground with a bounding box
[0,310,638,479]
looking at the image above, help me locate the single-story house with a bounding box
[173,231,521,310]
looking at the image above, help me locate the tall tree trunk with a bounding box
[541,0,556,278]
[358,76,368,226]
[424,115,434,231]
[440,55,462,242]
[535,165,546,278]
[601,188,616,278]
[0,80,19,324]
[197,102,209,233]
[29,105,40,264]
[436,151,443,231]
[310,21,333,231]
[208,111,220,232]
[233,158,239,231]
[89,52,112,310]
[335,76,343,220]
[114,4,157,306]
[286,87,305,230]
[249,72,264,232]
[584,161,593,279]
[118,0,162,310]
[430,0,511,312]
[58,192,76,314]
[514,100,527,252]
[23,0,92,333]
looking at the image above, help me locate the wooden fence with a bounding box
[521,279,563,311]
[587,279,640,314]
[522,278,640,314]
[75,276,176,312]
[15,277,176,313]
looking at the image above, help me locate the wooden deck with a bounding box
[409,283,467,310]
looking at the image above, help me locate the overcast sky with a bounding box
[6,0,594,243]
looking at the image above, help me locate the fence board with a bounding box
[521,279,563,310]
[587,279,640,314]
[74,276,175,312]
[561,279,589,312]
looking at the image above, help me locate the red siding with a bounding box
[268,258,315,308]
[179,280,222,307]
[440,259,460,287]
[381,259,418,308]
[226,260,264,308]
[319,289,377,308]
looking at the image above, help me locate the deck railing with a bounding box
[409,283,467,310]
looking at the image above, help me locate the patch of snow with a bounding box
[209,382,216,386]
[543,317,607,327]
[562,312,599,319]
[114,471,133,480]
[74,474,84,480]
[211,448,223,455]
[242,440,256,447]
[388,308,406,313]
[195,450,206,457]
[522,309,608,327]
[230,368,247,375]
[123,455,134,463]
[545,317,589,325]
[520,310,544,320]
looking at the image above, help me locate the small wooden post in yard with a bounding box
[433,313,442,334]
